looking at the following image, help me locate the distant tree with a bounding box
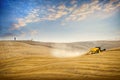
[14,37,16,41]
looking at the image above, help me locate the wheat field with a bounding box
[0,41,120,80]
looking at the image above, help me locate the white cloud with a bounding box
[65,0,120,22]
[58,4,66,10]
[95,1,120,19]
[12,18,26,30]
[12,0,120,29]
[65,1,99,21]
[70,0,77,5]
[12,5,69,29]
[12,9,40,30]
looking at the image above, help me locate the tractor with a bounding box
[88,47,106,55]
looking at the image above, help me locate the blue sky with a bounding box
[0,0,120,42]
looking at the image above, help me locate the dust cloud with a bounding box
[51,44,87,58]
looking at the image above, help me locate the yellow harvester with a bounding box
[88,47,106,54]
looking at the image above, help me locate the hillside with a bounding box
[0,41,120,80]
[19,40,120,51]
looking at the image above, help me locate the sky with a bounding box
[0,0,120,42]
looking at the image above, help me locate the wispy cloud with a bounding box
[12,9,40,30]
[65,0,120,21]
[96,0,120,19]
[12,5,68,30]
[70,0,77,5]
[12,0,120,29]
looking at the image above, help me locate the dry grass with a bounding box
[0,41,120,80]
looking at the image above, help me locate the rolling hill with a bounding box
[0,40,120,80]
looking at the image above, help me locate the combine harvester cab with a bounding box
[88,47,106,55]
